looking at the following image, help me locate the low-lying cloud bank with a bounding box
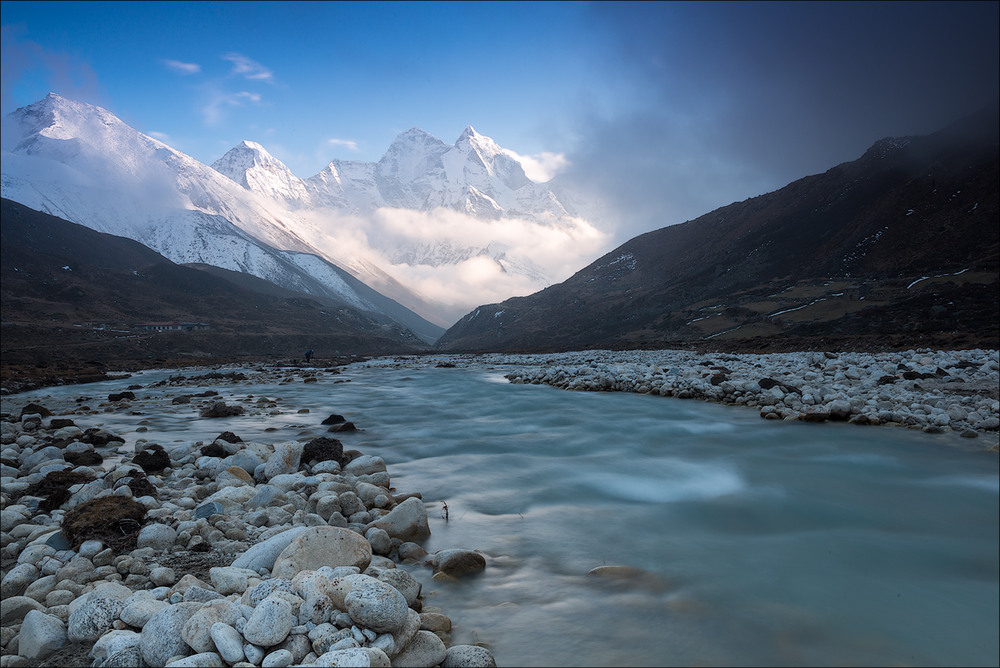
[296,205,609,326]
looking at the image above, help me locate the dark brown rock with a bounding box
[327,422,357,433]
[200,442,227,458]
[63,450,103,467]
[200,402,244,418]
[133,444,170,473]
[302,437,345,467]
[20,403,53,418]
[81,428,124,447]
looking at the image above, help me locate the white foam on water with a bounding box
[811,452,901,467]
[580,459,746,503]
[923,473,1000,493]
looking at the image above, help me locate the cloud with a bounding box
[562,2,1000,244]
[327,138,360,152]
[222,52,274,82]
[295,205,609,323]
[201,87,263,125]
[502,148,569,182]
[1,24,102,115]
[162,59,201,75]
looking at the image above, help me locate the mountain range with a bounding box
[1,94,597,330]
[3,94,997,369]
[437,104,999,353]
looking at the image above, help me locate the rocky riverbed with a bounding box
[1,346,997,667]
[0,366,497,668]
[388,348,998,447]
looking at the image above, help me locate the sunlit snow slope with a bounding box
[0,94,443,342]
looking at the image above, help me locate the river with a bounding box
[5,361,998,666]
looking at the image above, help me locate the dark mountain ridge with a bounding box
[1,198,427,387]
[437,104,999,353]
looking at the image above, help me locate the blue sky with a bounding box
[3,1,998,241]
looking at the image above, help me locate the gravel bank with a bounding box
[365,348,1000,447]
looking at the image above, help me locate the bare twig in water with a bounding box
[441,501,449,521]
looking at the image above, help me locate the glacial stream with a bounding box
[6,362,999,666]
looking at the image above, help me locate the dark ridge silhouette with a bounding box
[437,104,999,353]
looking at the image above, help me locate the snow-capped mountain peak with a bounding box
[455,125,503,161]
[3,94,605,332]
[1,93,446,341]
[2,93,170,174]
[211,140,310,205]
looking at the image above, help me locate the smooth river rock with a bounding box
[140,602,202,667]
[314,646,391,667]
[271,526,372,578]
[430,549,487,578]
[242,596,295,647]
[16,610,67,662]
[442,644,498,667]
[343,576,409,633]
[363,497,430,543]
[231,526,309,572]
[391,629,447,667]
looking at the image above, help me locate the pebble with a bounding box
[165,652,225,667]
[119,599,169,628]
[1,563,37,598]
[243,597,295,647]
[243,642,265,664]
[271,526,373,578]
[1,596,46,625]
[210,622,246,664]
[430,549,487,578]
[140,602,202,667]
[314,647,391,667]
[16,610,66,662]
[391,629,447,667]
[442,644,498,667]
[90,629,141,662]
[149,566,176,587]
[262,648,295,667]
[344,577,409,633]
[136,523,177,551]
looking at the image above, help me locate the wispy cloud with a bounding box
[1,24,102,115]
[502,148,569,182]
[162,59,201,75]
[222,52,274,82]
[327,138,360,152]
[201,87,263,125]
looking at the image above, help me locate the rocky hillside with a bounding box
[437,105,999,353]
[1,199,427,388]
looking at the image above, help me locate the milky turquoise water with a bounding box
[7,363,998,666]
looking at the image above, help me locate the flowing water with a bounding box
[6,362,998,666]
